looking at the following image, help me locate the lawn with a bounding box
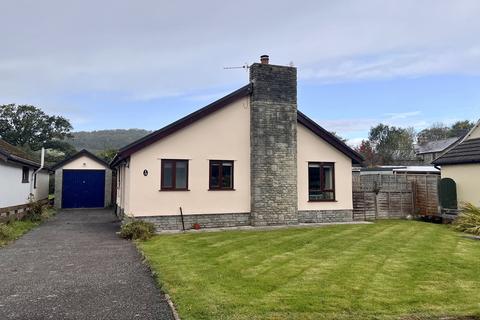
[139,221,480,320]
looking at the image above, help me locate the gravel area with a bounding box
[0,209,174,320]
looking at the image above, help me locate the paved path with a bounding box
[0,209,174,320]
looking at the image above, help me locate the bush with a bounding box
[0,223,12,241]
[453,203,480,235]
[23,200,45,222]
[120,220,156,241]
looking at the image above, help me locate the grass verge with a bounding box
[0,207,56,247]
[139,220,480,320]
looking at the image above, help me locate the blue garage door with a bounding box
[62,170,105,208]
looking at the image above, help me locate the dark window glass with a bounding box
[308,162,335,201]
[161,160,188,190]
[176,161,187,189]
[209,160,234,190]
[22,166,29,183]
[34,174,37,189]
[210,163,220,188]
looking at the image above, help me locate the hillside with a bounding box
[68,129,151,153]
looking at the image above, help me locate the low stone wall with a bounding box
[0,198,49,223]
[137,212,251,231]
[298,210,353,223]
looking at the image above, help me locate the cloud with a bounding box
[316,110,429,141]
[1,0,480,108]
[385,111,421,119]
[346,137,365,148]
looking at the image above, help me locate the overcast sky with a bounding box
[1,0,480,145]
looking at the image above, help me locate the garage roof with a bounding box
[52,149,110,170]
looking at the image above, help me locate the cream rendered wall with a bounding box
[297,124,353,211]
[116,163,131,214]
[116,164,123,209]
[466,123,480,140]
[62,155,106,170]
[126,97,250,216]
[441,164,480,207]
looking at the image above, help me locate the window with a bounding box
[34,173,37,189]
[22,166,29,183]
[209,160,234,190]
[161,159,189,190]
[308,162,335,201]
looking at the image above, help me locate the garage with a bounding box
[53,150,112,209]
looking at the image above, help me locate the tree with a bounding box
[355,140,381,167]
[417,120,476,144]
[450,120,475,137]
[97,149,118,163]
[0,104,73,150]
[368,124,416,165]
[417,122,449,144]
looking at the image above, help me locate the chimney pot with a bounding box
[260,55,269,64]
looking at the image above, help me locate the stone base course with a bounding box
[298,210,353,223]
[137,213,251,232]
[132,210,353,232]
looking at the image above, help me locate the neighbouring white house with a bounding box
[0,139,50,216]
[433,121,480,207]
[111,55,363,231]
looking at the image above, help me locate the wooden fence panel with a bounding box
[353,173,439,221]
[405,174,440,215]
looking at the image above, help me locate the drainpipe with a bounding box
[30,147,45,200]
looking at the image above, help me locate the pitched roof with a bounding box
[52,149,110,170]
[432,138,480,165]
[110,84,253,167]
[297,111,363,164]
[111,84,363,167]
[0,138,41,168]
[416,137,460,155]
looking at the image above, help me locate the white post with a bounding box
[30,147,45,200]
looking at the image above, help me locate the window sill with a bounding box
[22,181,29,184]
[159,189,190,192]
[308,200,337,202]
[208,189,236,191]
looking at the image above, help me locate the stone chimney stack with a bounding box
[249,55,298,226]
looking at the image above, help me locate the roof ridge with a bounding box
[111,84,363,167]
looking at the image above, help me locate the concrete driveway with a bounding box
[0,209,174,320]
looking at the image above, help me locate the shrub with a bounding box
[0,223,12,241]
[453,203,480,235]
[23,200,45,222]
[120,220,156,240]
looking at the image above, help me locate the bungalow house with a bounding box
[415,137,461,164]
[0,139,50,219]
[111,56,363,231]
[433,121,480,207]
